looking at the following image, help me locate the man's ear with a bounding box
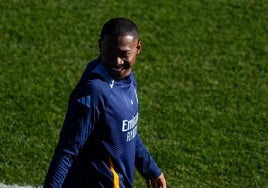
[136,41,142,54]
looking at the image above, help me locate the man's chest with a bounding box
[103,84,139,142]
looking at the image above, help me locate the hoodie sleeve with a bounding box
[134,134,162,179]
[43,81,102,188]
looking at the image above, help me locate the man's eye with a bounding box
[121,52,131,58]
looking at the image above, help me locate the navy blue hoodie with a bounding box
[44,58,161,188]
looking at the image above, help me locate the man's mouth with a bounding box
[111,67,124,72]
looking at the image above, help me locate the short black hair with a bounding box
[100,18,139,39]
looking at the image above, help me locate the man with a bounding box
[44,18,166,188]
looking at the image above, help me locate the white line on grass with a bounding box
[0,183,41,188]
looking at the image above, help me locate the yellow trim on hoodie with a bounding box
[109,157,119,188]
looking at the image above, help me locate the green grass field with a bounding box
[0,0,267,187]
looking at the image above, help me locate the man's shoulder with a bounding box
[75,74,111,97]
[79,59,113,89]
[70,59,112,99]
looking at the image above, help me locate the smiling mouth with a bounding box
[111,67,124,72]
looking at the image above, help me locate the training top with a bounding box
[44,58,162,188]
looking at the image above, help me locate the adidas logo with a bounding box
[77,95,91,108]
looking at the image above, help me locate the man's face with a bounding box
[99,35,142,80]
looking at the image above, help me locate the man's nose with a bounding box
[116,57,124,66]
